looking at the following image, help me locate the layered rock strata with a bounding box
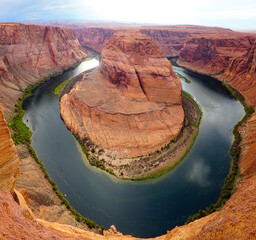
[0,23,87,118]
[74,25,234,57]
[0,104,19,192]
[174,37,256,239]
[179,34,256,74]
[60,31,184,158]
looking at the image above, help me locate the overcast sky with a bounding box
[0,0,256,30]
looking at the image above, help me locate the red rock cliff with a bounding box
[60,31,184,158]
[0,104,19,192]
[0,23,87,118]
[74,25,233,57]
[175,36,256,239]
[179,33,256,74]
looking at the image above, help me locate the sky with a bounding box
[0,0,256,30]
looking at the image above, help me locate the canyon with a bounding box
[72,25,234,57]
[0,23,87,119]
[0,21,256,239]
[178,33,256,74]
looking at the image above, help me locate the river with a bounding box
[23,59,244,238]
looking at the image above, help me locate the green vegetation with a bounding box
[185,83,254,225]
[74,134,117,177]
[8,60,104,233]
[176,72,191,83]
[54,66,96,98]
[8,77,53,145]
[54,77,75,97]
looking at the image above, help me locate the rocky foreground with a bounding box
[60,31,184,160]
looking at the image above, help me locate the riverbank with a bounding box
[176,61,254,224]
[8,57,103,233]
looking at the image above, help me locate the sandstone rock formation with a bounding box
[75,27,116,52]
[74,25,234,57]
[179,33,256,74]
[0,190,102,240]
[0,104,19,192]
[0,23,87,118]
[60,31,184,158]
[223,39,256,106]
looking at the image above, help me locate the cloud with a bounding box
[187,159,211,187]
[0,0,256,29]
[43,4,73,11]
[198,8,256,20]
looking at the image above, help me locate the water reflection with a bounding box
[23,60,245,238]
[187,159,211,187]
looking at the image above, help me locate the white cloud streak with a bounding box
[1,0,256,29]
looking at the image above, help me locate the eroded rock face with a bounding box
[176,36,256,240]
[60,31,184,158]
[74,27,116,52]
[222,40,256,106]
[0,23,87,118]
[220,40,256,179]
[99,31,182,104]
[74,25,234,57]
[179,34,256,74]
[0,104,19,192]
[0,190,97,240]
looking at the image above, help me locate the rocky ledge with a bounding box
[60,31,184,166]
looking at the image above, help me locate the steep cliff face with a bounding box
[140,26,233,57]
[0,104,19,192]
[0,23,87,118]
[60,31,184,158]
[179,35,256,179]
[74,27,188,56]
[179,34,256,74]
[176,37,256,240]
[220,40,256,178]
[74,25,234,57]
[223,40,256,105]
[74,27,116,52]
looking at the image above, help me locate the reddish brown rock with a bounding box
[74,27,116,52]
[103,225,123,236]
[74,25,234,57]
[99,31,182,104]
[179,33,256,74]
[0,190,104,240]
[60,31,184,158]
[0,104,19,192]
[176,36,256,240]
[0,23,87,118]
[179,36,256,179]
[190,174,256,239]
[218,40,256,179]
